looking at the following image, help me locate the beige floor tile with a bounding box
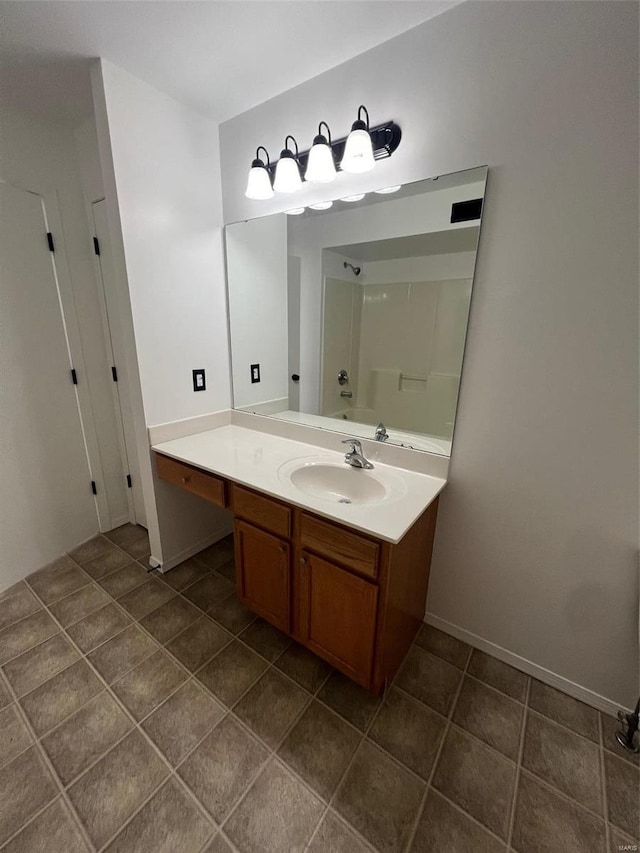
[529,679,599,742]
[27,557,89,605]
[467,650,528,703]
[66,603,131,652]
[239,617,290,661]
[161,558,210,592]
[0,673,12,709]
[0,747,57,845]
[103,778,213,853]
[604,751,640,840]
[0,584,42,632]
[177,715,268,822]
[142,680,224,765]
[370,688,446,779]
[410,789,506,853]
[48,584,110,627]
[140,596,201,645]
[225,760,324,853]
[235,669,309,748]
[308,811,373,853]
[82,547,131,580]
[0,610,58,664]
[317,671,381,731]
[112,650,188,720]
[69,535,115,566]
[523,711,602,814]
[197,536,235,572]
[88,625,157,683]
[395,646,462,717]
[0,704,32,768]
[2,798,89,853]
[600,712,640,766]
[275,642,332,693]
[202,835,234,852]
[41,691,133,784]
[432,726,516,840]
[105,524,150,561]
[453,676,524,761]
[196,640,268,706]
[208,594,255,635]
[166,616,231,671]
[512,771,606,853]
[117,579,175,620]
[334,741,425,853]
[98,563,150,599]
[19,659,102,735]
[3,634,79,697]
[279,700,362,799]
[182,573,235,612]
[414,625,470,669]
[68,729,168,848]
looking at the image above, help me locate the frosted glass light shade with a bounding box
[341,128,375,174]
[305,142,336,183]
[245,165,273,200]
[274,156,302,193]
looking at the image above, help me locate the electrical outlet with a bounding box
[192,369,206,391]
[250,363,260,384]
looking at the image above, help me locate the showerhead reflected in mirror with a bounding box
[225,166,487,456]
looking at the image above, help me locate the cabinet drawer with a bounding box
[299,513,379,579]
[232,485,291,538]
[155,453,226,509]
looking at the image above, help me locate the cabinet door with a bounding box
[235,520,290,632]
[298,551,378,688]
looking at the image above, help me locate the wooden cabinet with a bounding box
[155,453,439,695]
[234,520,290,633]
[298,551,378,688]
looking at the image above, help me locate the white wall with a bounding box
[0,108,111,588]
[226,215,288,408]
[92,59,232,567]
[219,2,639,708]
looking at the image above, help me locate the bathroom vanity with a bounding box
[153,425,445,694]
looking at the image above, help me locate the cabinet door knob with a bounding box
[278,546,285,554]
[181,476,190,484]
[299,557,306,565]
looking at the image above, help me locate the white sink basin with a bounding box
[278,456,406,506]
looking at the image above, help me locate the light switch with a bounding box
[251,363,260,384]
[192,369,206,391]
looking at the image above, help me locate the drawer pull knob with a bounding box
[181,476,190,484]
[299,557,306,565]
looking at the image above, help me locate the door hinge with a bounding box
[47,232,55,252]
[71,368,78,385]
[91,481,97,495]
[93,236,100,256]
[126,474,132,488]
[111,366,118,382]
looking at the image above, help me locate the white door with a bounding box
[0,182,98,581]
[92,199,146,527]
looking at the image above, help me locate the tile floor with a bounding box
[0,525,638,853]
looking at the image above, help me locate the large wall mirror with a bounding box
[225,166,487,456]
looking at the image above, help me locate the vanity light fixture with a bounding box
[309,201,333,210]
[274,136,302,194]
[286,207,305,215]
[340,193,366,202]
[374,185,402,194]
[341,105,375,174]
[305,122,337,184]
[243,108,401,200]
[245,146,274,200]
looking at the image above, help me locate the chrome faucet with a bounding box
[374,422,388,442]
[342,438,374,470]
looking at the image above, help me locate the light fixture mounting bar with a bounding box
[264,121,401,181]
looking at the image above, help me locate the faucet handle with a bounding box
[342,438,362,452]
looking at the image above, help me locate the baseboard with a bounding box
[150,521,234,574]
[424,612,631,717]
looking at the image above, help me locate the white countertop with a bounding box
[152,425,446,544]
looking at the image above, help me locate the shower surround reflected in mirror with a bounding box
[225,166,487,456]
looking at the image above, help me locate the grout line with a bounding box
[402,636,472,853]
[599,712,611,853]
[506,674,531,851]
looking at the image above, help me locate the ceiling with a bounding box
[0,1,459,125]
[330,226,479,262]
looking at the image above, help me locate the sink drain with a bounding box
[338,497,351,504]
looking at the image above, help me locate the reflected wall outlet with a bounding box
[251,363,260,383]
[192,368,206,391]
